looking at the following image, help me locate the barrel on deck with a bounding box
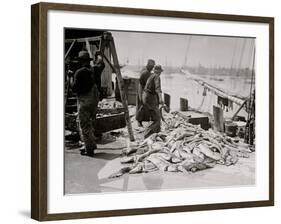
[224,122,238,137]
[180,98,188,111]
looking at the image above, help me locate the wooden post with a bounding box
[65,39,76,59]
[164,93,170,111]
[231,100,247,120]
[213,105,224,132]
[104,32,135,141]
[85,39,94,67]
[101,46,113,96]
[180,98,188,111]
[64,40,77,107]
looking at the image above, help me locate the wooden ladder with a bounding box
[65,32,135,141]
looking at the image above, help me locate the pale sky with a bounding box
[112,31,255,68]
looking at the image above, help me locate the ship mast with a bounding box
[182,36,192,69]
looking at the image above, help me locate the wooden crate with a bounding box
[96,113,126,133]
[65,111,126,133]
[177,111,210,130]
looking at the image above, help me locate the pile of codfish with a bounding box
[98,99,123,110]
[109,111,253,178]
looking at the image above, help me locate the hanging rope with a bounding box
[196,94,206,111]
[202,86,207,96]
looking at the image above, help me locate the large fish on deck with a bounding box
[109,111,253,178]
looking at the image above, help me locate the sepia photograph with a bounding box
[64,28,256,194]
[30,2,274,220]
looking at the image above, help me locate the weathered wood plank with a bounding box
[213,105,224,132]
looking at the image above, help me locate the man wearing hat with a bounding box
[71,50,99,157]
[136,59,155,127]
[142,64,164,138]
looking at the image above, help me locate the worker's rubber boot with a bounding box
[94,132,103,143]
[80,143,97,157]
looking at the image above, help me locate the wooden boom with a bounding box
[181,69,246,106]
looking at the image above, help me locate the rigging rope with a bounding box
[196,91,206,111]
[242,39,255,91]
[247,45,255,121]
[232,39,247,91]
[245,44,256,144]
[236,39,247,76]
[183,36,193,67]
[229,39,238,76]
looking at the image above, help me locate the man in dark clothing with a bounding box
[92,51,105,96]
[136,59,155,127]
[71,50,99,157]
[142,65,164,139]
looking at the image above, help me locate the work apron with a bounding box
[136,83,151,122]
[142,90,161,138]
